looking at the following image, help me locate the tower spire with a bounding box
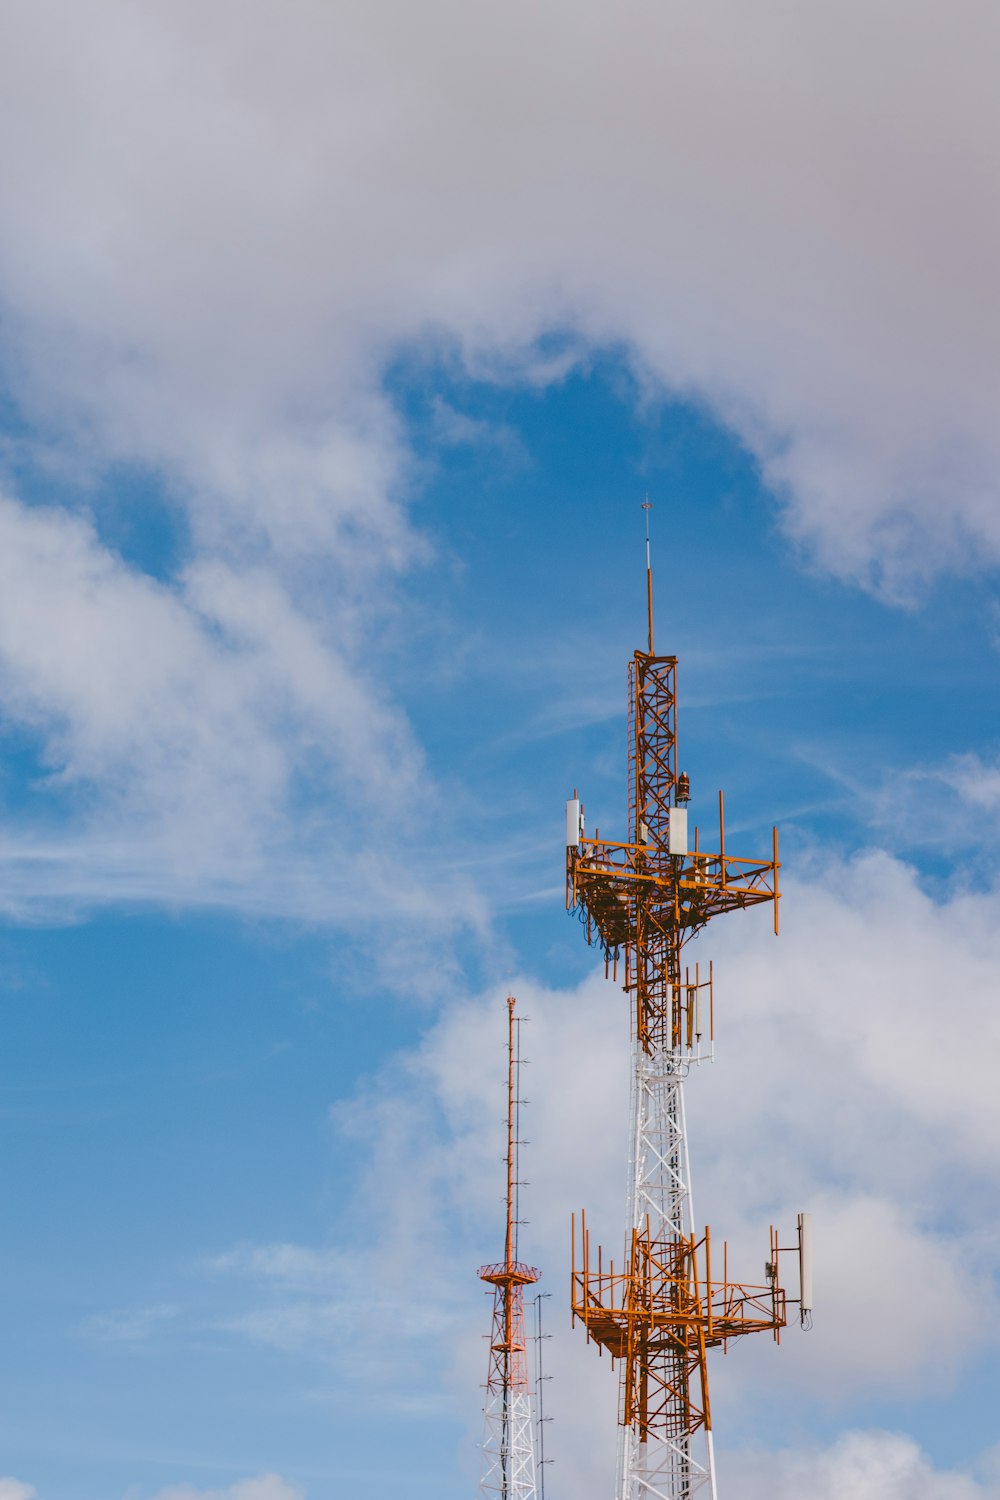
[478,997,540,1500]
[642,497,654,654]
[505,994,517,1270]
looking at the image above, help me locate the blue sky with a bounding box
[1,5,1000,1499]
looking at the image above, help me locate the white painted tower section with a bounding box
[480,1390,538,1500]
[615,1036,717,1500]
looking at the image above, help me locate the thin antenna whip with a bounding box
[642,498,654,654]
[533,1292,553,1500]
[506,995,517,1270]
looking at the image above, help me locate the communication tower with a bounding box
[565,510,812,1499]
[478,996,540,1500]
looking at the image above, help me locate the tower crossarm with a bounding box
[568,836,780,955]
[571,1215,788,1440]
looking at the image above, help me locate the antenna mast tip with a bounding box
[642,498,654,653]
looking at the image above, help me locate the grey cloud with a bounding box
[0,1,997,590]
[0,0,995,923]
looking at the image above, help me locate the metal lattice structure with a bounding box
[478,997,540,1500]
[566,512,811,1500]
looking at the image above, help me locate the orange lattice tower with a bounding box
[478,997,540,1500]
[566,507,812,1499]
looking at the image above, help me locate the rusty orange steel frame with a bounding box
[571,1212,793,1442]
[566,653,780,1055]
[566,625,791,1462]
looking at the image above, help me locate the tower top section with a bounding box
[478,996,539,1288]
[565,512,781,1052]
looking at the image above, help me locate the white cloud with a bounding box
[210,1244,345,1291]
[81,1302,177,1344]
[825,748,1000,859]
[0,1481,38,1500]
[701,849,1000,1190]
[0,491,488,955]
[151,1478,302,1500]
[730,1430,1000,1500]
[0,0,995,920]
[428,398,527,463]
[936,753,1000,817]
[209,1243,362,1355]
[0,1,998,593]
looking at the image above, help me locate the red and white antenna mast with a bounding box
[478,996,540,1500]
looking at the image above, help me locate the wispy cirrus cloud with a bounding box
[0,493,488,968]
[80,1302,178,1345]
[818,746,1000,859]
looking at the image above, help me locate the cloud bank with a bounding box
[5,1433,999,1500]
[1,0,998,594]
[733,1430,1000,1500]
[0,0,996,917]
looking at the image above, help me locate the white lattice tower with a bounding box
[618,1044,716,1500]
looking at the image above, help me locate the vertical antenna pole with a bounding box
[533,1293,552,1500]
[718,790,726,886]
[642,498,654,654]
[506,993,516,1266]
[504,997,517,1493]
